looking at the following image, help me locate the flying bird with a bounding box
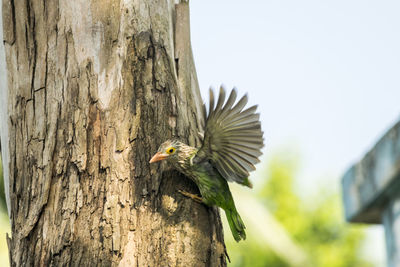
[149,86,264,242]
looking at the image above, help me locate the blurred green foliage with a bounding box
[225,154,372,267]
[0,158,10,265]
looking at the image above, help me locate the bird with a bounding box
[149,86,264,242]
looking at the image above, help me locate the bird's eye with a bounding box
[166,147,175,154]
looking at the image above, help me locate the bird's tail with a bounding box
[225,208,246,242]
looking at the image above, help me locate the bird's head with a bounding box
[149,139,184,164]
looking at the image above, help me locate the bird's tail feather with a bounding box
[225,208,246,242]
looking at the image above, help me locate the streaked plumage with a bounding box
[150,86,264,242]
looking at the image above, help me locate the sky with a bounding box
[190,0,400,265]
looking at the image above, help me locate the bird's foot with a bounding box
[178,190,203,204]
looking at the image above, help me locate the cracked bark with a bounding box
[2,1,227,266]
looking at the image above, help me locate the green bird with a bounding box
[149,86,264,242]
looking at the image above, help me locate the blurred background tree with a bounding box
[224,153,372,267]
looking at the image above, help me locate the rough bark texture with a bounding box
[2,0,227,266]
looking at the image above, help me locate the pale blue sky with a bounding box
[190,1,400,265]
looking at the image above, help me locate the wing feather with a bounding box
[195,86,264,186]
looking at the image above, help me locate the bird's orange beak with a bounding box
[149,152,168,163]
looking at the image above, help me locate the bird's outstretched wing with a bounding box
[195,86,264,187]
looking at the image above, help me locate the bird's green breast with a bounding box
[175,153,234,209]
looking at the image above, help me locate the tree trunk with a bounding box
[1,1,227,266]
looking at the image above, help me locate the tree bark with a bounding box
[1,0,227,266]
